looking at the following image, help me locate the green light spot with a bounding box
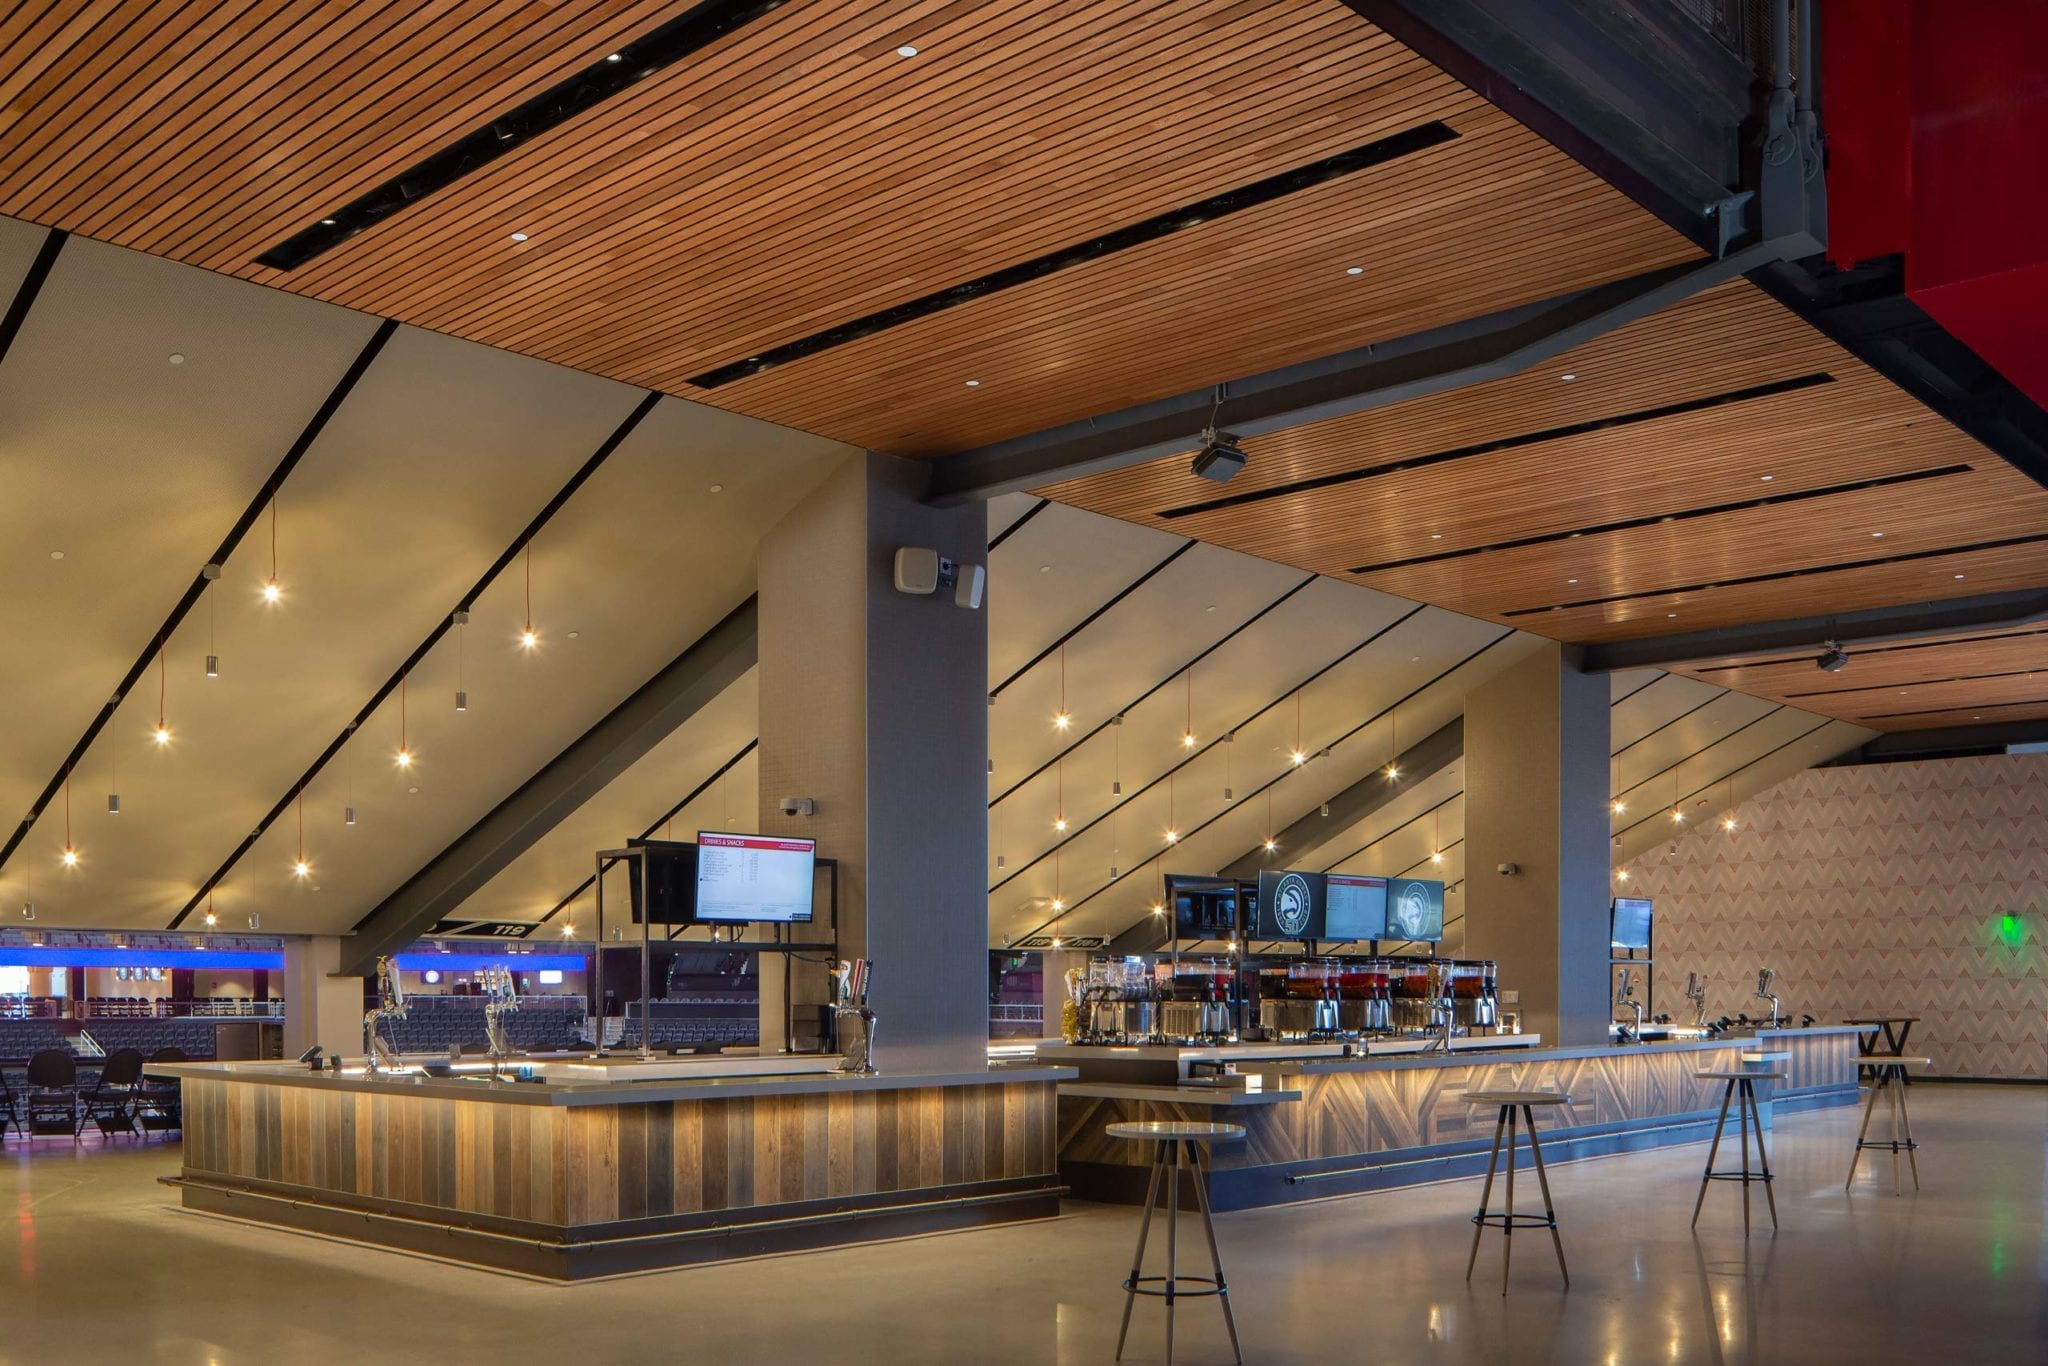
[1997,913,2024,948]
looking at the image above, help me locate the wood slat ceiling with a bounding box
[0,0,1690,455]
[1675,626,2048,731]
[1040,279,2048,730]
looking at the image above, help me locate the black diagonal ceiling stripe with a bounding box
[0,228,65,367]
[990,604,1435,896]
[1611,690,1752,757]
[987,498,1050,551]
[1318,790,1465,874]
[1612,718,1839,842]
[0,319,398,880]
[988,540,1196,698]
[166,389,663,928]
[1014,629,1515,941]
[532,737,759,928]
[991,574,1325,807]
[255,0,795,270]
[687,121,1460,388]
[1612,705,1788,807]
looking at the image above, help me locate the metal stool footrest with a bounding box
[1854,1137,1919,1153]
[1123,1274,1228,1300]
[1470,1211,1560,1231]
[1701,1170,1777,1183]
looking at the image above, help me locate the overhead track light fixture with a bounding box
[1190,427,1247,484]
[1816,640,1849,673]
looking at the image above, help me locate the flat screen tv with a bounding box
[1163,874,1239,941]
[1254,869,1326,941]
[624,838,697,924]
[1324,874,1389,941]
[694,832,817,924]
[1384,878,1445,943]
[1611,897,1653,951]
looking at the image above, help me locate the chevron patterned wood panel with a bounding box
[1624,753,2048,1079]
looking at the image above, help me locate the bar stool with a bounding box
[1461,1091,1570,1294]
[1107,1120,1245,1366]
[1691,1068,1783,1234]
[1847,1055,1929,1195]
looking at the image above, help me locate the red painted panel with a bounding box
[1821,0,1910,266]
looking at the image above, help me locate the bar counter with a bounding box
[1052,1026,1862,1208]
[152,1055,1074,1279]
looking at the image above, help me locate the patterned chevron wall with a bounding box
[1621,753,2048,1078]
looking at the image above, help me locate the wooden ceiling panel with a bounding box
[1872,699,2048,731]
[1043,278,2048,730]
[0,0,1691,456]
[1672,626,2048,726]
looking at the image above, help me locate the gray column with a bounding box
[279,937,365,1059]
[756,453,988,1072]
[1462,643,1611,1045]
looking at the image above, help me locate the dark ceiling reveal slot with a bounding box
[254,0,794,271]
[1503,533,2048,617]
[1690,623,2048,674]
[1348,464,1971,575]
[685,121,1461,388]
[1159,373,1837,520]
[1862,696,2048,721]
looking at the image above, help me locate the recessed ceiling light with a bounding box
[509,232,529,242]
[1346,266,1364,276]
[1038,564,1051,574]
[896,44,919,57]
[168,353,185,365]
[567,630,580,639]
[1760,474,1774,482]
[1430,533,1442,540]
[1954,573,1967,580]
[407,786,420,795]
[1872,531,1885,538]
[1568,578,1579,585]
[48,550,63,561]
[1667,612,1678,618]
[1560,373,1577,382]
[964,379,980,387]
[1205,604,1216,612]
[708,482,724,493]
[606,52,623,62]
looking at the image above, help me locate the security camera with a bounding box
[1496,863,1519,877]
[779,796,817,817]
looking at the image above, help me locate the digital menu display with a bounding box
[1324,874,1389,941]
[694,833,817,923]
[1611,897,1653,950]
[1384,878,1445,942]
[1164,875,1239,940]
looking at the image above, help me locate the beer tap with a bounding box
[1614,967,1646,1044]
[1684,972,1709,1028]
[1754,968,1782,1029]
[481,965,520,1078]
[363,955,409,1074]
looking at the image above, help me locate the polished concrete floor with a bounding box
[3,1085,2043,1364]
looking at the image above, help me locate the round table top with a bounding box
[1105,1120,1247,1142]
[1462,1091,1570,1106]
[1698,1069,1786,1081]
[1854,1055,1932,1068]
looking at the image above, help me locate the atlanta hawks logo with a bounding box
[1273,872,1313,937]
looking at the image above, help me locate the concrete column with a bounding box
[756,452,988,1072]
[279,936,365,1059]
[1462,643,1611,1046]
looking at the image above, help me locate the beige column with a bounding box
[279,936,365,1059]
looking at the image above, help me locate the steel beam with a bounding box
[1832,720,2048,764]
[1580,588,2048,672]
[924,245,1792,505]
[340,598,758,976]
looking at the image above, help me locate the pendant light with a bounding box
[1053,644,1071,731]
[261,493,283,603]
[1262,787,1277,854]
[60,768,77,867]
[1384,705,1400,780]
[454,609,470,711]
[519,546,539,650]
[1051,846,1064,917]
[21,861,34,920]
[203,563,221,677]
[151,633,172,746]
[1222,731,1234,802]
[1165,770,1178,844]
[394,673,414,769]
[1290,693,1307,766]
[1720,776,1738,832]
[1053,758,1066,833]
[1431,808,1444,864]
[1181,669,1196,749]
[107,723,120,815]
[344,725,357,826]
[1111,713,1123,796]
[292,792,311,878]
[1109,800,1120,881]
[994,797,1005,871]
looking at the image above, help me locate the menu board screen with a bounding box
[694,833,817,923]
[1324,874,1389,941]
[1611,897,1653,950]
[1254,869,1326,940]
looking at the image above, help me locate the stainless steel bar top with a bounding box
[147,1058,1078,1107]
